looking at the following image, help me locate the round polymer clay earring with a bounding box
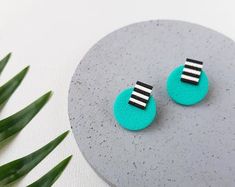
[113,81,157,131]
[167,58,209,106]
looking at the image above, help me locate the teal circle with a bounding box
[113,88,157,131]
[167,65,209,106]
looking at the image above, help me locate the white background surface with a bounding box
[0,0,235,186]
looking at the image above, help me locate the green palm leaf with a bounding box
[0,53,11,74]
[27,155,72,187]
[0,66,29,107]
[0,53,71,186]
[0,131,69,185]
[0,91,52,142]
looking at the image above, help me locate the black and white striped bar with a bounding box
[128,81,153,110]
[181,58,203,85]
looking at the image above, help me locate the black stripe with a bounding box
[184,65,202,71]
[182,71,200,78]
[128,100,145,110]
[136,81,153,90]
[186,58,203,65]
[130,94,148,103]
[181,78,199,85]
[133,87,150,96]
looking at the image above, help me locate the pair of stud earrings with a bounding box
[113,58,209,131]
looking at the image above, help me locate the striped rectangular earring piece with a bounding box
[128,81,153,109]
[181,58,203,85]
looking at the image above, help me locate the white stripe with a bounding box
[132,91,149,100]
[135,84,152,93]
[185,61,203,69]
[181,74,199,82]
[129,98,146,107]
[183,68,201,75]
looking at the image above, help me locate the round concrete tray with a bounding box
[68,20,235,187]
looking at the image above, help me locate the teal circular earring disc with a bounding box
[167,65,209,106]
[113,88,157,131]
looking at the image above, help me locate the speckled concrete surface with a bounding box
[68,20,235,187]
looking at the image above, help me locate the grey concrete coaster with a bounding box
[68,20,235,187]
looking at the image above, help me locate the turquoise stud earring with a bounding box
[167,58,209,106]
[113,81,157,131]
